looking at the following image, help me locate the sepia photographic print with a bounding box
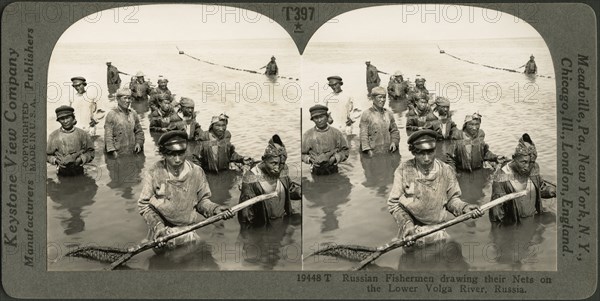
[1,1,597,300]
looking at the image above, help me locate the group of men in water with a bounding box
[47,60,300,251]
[302,59,554,249]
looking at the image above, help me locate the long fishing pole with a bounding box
[176,47,299,81]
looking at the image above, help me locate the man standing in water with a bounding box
[238,135,301,228]
[430,97,457,140]
[522,55,537,74]
[446,113,503,172]
[47,105,96,176]
[489,134,556,224]
[302,105,349,175]
[264,56,279,76]
[387,70,410,101]
[405,97,437,136]
[138,131,234,249]
[168,97,203,140]
[359,86,400,156]
[70,76,103,136]
[130,71,152,102]
[388,129,483,246]
[104,88,144,157]
[408,76,430,109]
[325,75,356,135]
[365,61,382,95]
[106,61,127,98]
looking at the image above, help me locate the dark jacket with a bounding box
[192,130,244,172]
[445,129,497,172]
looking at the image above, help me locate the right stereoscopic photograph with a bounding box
[301,5,557,271]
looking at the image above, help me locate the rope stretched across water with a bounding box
[440,47,552,79]
[176,47,299,81]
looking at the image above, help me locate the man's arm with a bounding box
[389,113,400,146]
[133,113,145,146]
[359,112,372,152]
[195,169,220,217]
[104,112,117,152]
[80,131,96,164]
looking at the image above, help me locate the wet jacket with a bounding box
[366,65,381,86]
[192,130,244,172]
[149,108,174,132]
[430,112,457,140]
[130,80,151,101]
[149,87,173,111]
[138,160,221,231]
[238,165,301,227]
[47,127,95,175]
[359,107,400,153]
[387,77,410,100]
[107,65,122,86]
[265,61,278,76]
[168,112,204,140]
[326,92,355,134]
[446,129,497,172]
[388,159,469,235]
[104,107,144,154]
[406,107,438,135]
[489,162,555,224]
[301,126,349,174]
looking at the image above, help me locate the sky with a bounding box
[58,4,542,44]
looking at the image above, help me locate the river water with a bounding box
[301,37,557,271]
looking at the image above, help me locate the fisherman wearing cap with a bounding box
[104,88,144,157]
[523,55,537,74]
[302,105,349,175]
[70,76,103,136]
[106,61,127,98]
[238,135,301,227]
[192,113,252,172]
[406,96,437,136]
[446,113,503,172]
[489,134,555,224]
[149,94,174,132]
[387,70,410,101]
[325,75,357,135]
[167,97,204,140]
[149,77,173,112]
[408,76,430,109]
[359,86,400,156]
[365,61,382,95]
[430,97,457,140]
[388,129,483,246]
[130,71,152,102]
[47,105,95,176]
[138,130,234,249]
[264,56,279,76]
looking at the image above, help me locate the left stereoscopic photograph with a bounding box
[46,4,302,271]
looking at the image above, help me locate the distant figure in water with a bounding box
[264,56,279,76]
[523,55,537,74]
[489,134,556,224]
[106,60,127,98]
[365,61,383,95]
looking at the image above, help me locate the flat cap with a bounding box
[309,104,328,119]
[407,129,438,150]
[327,75,342,82]
[371,86,386,96]
[116,88,132,97]
[55,105,75,120]
[70,76,87,86]
[179,97,195,108]
[158,130,188,152]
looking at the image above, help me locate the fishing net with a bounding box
[309,244,378,262]
[65,246,129,263]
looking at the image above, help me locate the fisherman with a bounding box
[523,55,537,74]
[359,86,400,156]
[149,77,173,112]
[325,75,357,135]
[408,76,430,108]
[489,134,556,224]
[238,135,301,228]
[70,76,103,136]
[387,70,410,101]
[430,97,457,140]
[192,113,252,172]
[106,61,127,98]
[149,94,174,133]
[264,56,279,76]
[138,130,234,249]
[365,61,382,95]
[387,129,483,246]
[168,97,204,140]
[405,97,437,136]
[446,113,504,172]
[301,105,349,175]
[104,88,144,157]
[130,71,152,102]
[46,105,95,176]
